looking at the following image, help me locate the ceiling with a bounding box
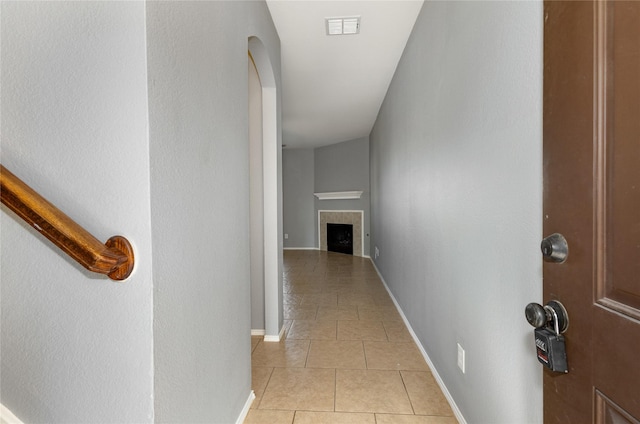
[265,0,424,149]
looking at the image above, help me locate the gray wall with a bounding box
[1,1,280,423]
[283,148,316,248]
[282,137,371,256]
[1,2,154,422]
[146,1,280,422]
[315,137,371,256]
[249,54,265,331]
[370,2,543,423]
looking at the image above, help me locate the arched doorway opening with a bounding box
[248,37,283,341]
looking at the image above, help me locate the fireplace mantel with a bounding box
[313,191,363,200]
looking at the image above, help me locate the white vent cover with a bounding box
[326,17,360,35]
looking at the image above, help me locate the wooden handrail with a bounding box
[0,164,134,281]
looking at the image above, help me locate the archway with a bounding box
[248,37,283,341]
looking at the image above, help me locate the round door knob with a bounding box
[541,233,568,263]
[525,300,570,333]
[525,303,547,328]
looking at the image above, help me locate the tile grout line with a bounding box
[255,252,454,422]
[254,366,275,411]
[362,340,368,370]
[303,338,311,368]
[399,369,417,415]
[333,368,337,412]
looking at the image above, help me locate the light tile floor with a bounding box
[246,250,457,424]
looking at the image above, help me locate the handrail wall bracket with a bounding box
[105,235,135,281]
[0,164,135,281]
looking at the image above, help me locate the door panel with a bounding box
[594,2,640,417]
[544,1,640,422]
[596,390,640,424]
[599,0,640,316]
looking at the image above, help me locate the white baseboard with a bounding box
[369,259,467,424]
[235,391,255,424]
[251,329,265,336]
[1,404,24,424]
[263,334,280,342]
[263,324,286,342]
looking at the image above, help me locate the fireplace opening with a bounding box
[327,223,353,255]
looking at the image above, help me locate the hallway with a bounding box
[246,250,457,423]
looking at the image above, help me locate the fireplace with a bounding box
[327,223,353,255]
[318,210,363,257]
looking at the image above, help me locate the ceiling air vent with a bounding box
[326,17,360,35]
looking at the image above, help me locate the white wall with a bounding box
[370,1,543,423]
[146,1,281,422]
[1,2,154,422]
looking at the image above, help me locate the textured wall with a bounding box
[0,1,281,423]
[249,55,266,331]
[283,137,371,255]
[1,2,153,422]
[283,148,316,248]
[370,2,543,423]
[146,1,281,422]
[314,137,371,256]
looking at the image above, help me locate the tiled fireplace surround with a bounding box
[318,210,363,257]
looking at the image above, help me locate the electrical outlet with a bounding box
[375,246,379,259]
[284,233,288,239]
[457,343,466,374]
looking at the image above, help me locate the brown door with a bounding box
[544,1,640,422]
